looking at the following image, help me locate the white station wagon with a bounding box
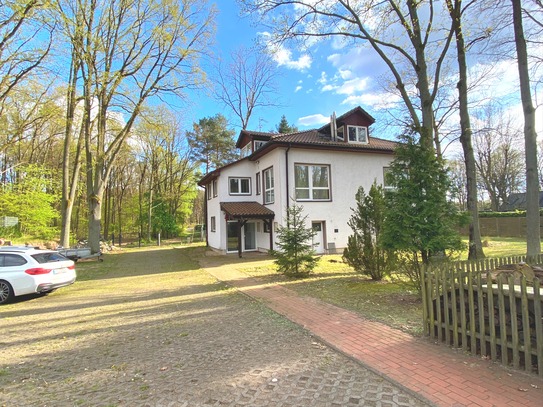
[0,247,76,304]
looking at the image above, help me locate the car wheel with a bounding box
[0,280,14,304]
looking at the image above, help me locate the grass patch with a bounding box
[236,237,529,336]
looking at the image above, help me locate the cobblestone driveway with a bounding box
[0,246,429,406]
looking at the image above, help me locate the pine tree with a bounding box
[270,204,318,277]
[276,115,298,134]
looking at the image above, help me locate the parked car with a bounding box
[0,247,76,304]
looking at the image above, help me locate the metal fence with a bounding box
[421,255,543,376]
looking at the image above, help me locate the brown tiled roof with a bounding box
[269,130,397,152]
[220,201,275,219]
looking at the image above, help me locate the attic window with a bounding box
[348,125,368,143]
[254,140,266,150]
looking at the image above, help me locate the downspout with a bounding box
[204,186,208,247]
[285,144,291,208]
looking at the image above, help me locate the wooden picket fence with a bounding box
[421,255,543,376]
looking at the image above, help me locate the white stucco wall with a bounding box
[205,146,394,253]
[285,148,394,252]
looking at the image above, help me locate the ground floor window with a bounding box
[226,221,257,252]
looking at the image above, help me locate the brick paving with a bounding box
[202,256,543,407]
[0,247,428,407]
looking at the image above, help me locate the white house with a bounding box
[198,106,397,257]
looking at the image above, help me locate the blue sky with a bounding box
[188,1,394,135]
[186,1,541,146]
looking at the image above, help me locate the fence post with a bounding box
[421,264,429,336]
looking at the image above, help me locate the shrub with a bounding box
[343,183,396,281]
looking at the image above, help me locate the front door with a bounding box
[244,222,256,251]
[312,221,325,254]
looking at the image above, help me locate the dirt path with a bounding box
[0,246,428,406]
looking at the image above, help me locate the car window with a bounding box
[0,254,28,267]
[31,252,69,264]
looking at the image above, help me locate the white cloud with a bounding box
[321,84,336,92]
[317,71,328,85]
[341,92,402,110]
[260,32,312,71]
[295,85,302,93]
[298,113,329,126]
[336,77,369,95]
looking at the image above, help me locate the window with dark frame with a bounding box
[229,177,251,195]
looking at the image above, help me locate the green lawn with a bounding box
[238,236,530,337]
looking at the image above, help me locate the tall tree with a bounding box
[473,110,524,211]
[445,0,485,259]
[214,46,279,129]
[511,0,540,257]
[382,129,465,265]
[243,0,454,151]
[0,0,52,117]
[55,0,214,253]
[186,114,237,173]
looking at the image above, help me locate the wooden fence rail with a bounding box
[421,254,543,377]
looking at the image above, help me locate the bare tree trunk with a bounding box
[512,0,540,257]
[446,0,484,259]
[60,52,80,248]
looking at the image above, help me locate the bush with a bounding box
[343,183,396,281]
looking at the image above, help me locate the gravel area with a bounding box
[0,246,429,407]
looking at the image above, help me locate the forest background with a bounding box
[0,0,542,255]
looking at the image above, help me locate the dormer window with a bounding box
[348,125,368,143]
[254,140,266,150]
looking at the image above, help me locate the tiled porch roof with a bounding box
[220,201,275,219]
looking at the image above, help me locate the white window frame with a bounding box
[347,125,368,143]
[336,125,344,141]
[254,140,266,151]
[207,184,212,200]
[263,167,274,204]
[295,164,331,202]
[212,179,218,197]
[229,177,251,195]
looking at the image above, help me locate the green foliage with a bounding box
[270,204,318,277]
[186,114,237,173]
[382,129,466,274]
[275,115,298,133]
[343,183,396,281]
[0,165,59,239]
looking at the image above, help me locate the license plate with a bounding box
[53,268,68,274]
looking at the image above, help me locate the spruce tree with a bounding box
[271,204,317,277]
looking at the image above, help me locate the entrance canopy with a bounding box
[220,201,275,257]
[220,201,275,220]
